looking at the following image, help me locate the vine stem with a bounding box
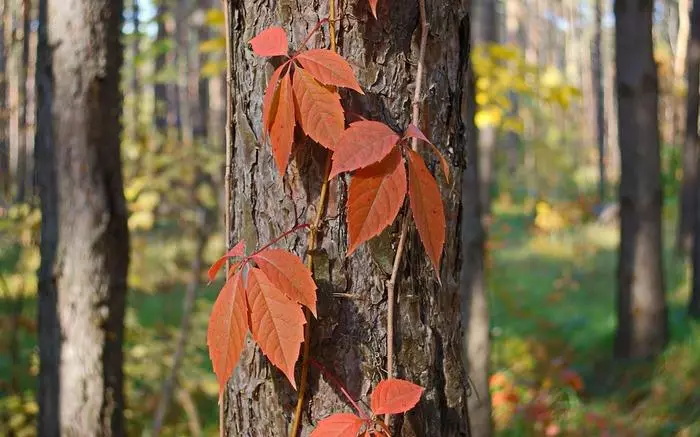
[309,358,369,420]
[384,0,429,426]
[291,4,338,434]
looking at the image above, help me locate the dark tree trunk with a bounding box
[15,0,30,202]
[40,0,129,435]
[127,0,140,141]
[222,1,473,436]
[687,0,700,318]
[614,0,668,358]
[154,1,168,133]
[461,26,491,437]
[592,0,606,202]
[679,0,700,255]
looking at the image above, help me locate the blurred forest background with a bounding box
[0,0,699,435]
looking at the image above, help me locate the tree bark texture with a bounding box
[687,0,700,317]
[222,1,473,435]
[614,0,668,358]
[45,0,130,435]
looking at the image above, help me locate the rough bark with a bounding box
[222,1,472,435]
[688,0,700,318]
[592,0,606,202]
[680,0,700,255]
[44,0,130,435]
[614,0,668,358]
[460,32,491,437]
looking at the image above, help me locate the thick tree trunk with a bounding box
[222,1,472,436]
[41,0,129,435]
[688,0,700,317]
[614,0,668,358]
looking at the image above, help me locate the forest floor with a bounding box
[2,198,700,436]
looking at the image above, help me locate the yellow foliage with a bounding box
[204,8,225,27]
[199,37,226,53]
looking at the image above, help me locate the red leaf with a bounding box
[404,124,450,183]
[246,268,305,388]
[252,249,317,316]
[330,121,400,178]
[207,266,248,396]
[370,378,424,415]
[295,49,364,94]
[263,62,289,135]
[347,148,406,255]
[269,72,296,174]
[292,68,345,150]
[207,241,246,283]
[369,0,379,18]
[250,26,289,57]
[407,149,445,277]
[310,413,365,437]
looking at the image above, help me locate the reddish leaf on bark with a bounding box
[207,266,248,396]
[250,26,289,57]
[330,121,400,178]
[207,241,246,283]
[269,72,296,174]
[292,68,345,150]
[310,413,365,437]
[246,268,305,388]
[295,49,364,94]
[407,149,445,276]
[252,248,317,316]
[262,62,289,135]
[369,0,379,18]
[370,378,425,415]
[347,148,406,255]
[404,124,450,183]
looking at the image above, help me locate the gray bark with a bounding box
[688,0,700,317]
[40,0,130,435]
[614,0,668,358]
[222,1,473,435]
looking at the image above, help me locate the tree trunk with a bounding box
[40,0,129,435]
[592,0,606,202]
[15,0,30,202]
[614,0,668,358]
[461,26,491,437]
[222,1,472,436]
[681,0,699,255]
[687,0,700,318]
[0,1,7,199]
[154,1,168,133]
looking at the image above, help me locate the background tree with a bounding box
[688,0,700,317]
[38,0,129,435]
[614,0,668,358]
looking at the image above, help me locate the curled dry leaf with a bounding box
[207,240,246,283]
[292,68,345,150]
[407,149,445,277]
[252,248,318,316]
[404,124,450,183]
[330,121,400,178]
[347,148,406,255]
[250,26,289,57]
[310,413,365,437]
[370,378,425,415]
[295,49,364,94]
[207,265,248,396]
[246,268,306,388]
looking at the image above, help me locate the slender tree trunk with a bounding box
[0,1,7,199]
[14,0,29,202]
[687,0,700,318]
[222,1,472,435]
[41,0,129,435]
[679,0,698,254]
[154,1,168,133]
[614,0,668,358]
[592,0,606,202]
[127,0,140,141]
[175,0,192,145]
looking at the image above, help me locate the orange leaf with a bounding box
[295,49,364,94]
[207,241,246,283]
[310,413,365,437]
[407,149,445,277]
[347,148,406,255]
[250,26,289,57]
[207,266,248,396]
[246,268,305,388]
[292,68,345,150]
[370,378,424,415]
[252,249,318,316]
[404,124,450,183]
[262,62,289,135]
[330,121,400,178]
[269,72,296,174]
[369,0,379,18]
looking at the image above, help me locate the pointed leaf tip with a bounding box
[250,26,289,57]
[404,124,450,183]
[207,241,246,282]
